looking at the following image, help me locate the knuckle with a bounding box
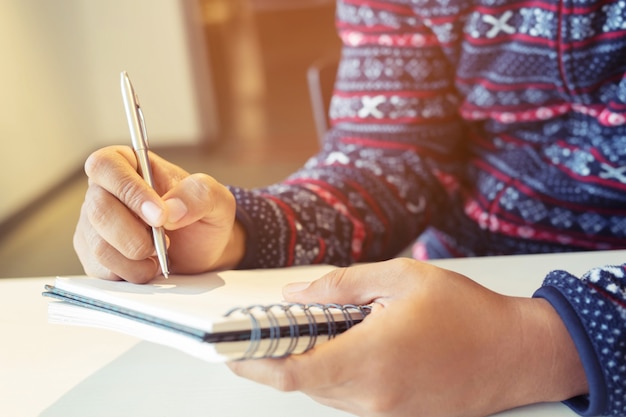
[83,186,153,260]
[84,146,133,177]
[89,233,111,263]
[85,147,146,213]
[84,186,112,227]
[189,173,234,208]
[116,175,149,212]
[377,395,400,413]
[186,174,213,208]
[390,256,417,273]
[122,233,155,261]
[176,174,235,220]
[364,397,397,416]
[84,148,108,178]
[270,369,299,392]
[322,267,349,293]
[188,173,212,195]
[123,264,157,284]
[228,361,301,393]
[383,257,420,285]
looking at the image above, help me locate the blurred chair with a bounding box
[307,54,339,144]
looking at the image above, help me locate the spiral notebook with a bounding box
[42,265,371,362]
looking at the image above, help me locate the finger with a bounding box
[161,173,236,229]
[73,220,121,281]
[228,317,376,412]
[227,358,352,413]
[74,200,160,283]
[283,258,418,305]
[227,346,345,394]
[84,146,167,227]
[84,184,157,261]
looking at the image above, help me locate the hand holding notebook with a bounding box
[227,258,585,417]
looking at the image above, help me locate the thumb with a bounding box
[283,259,412,305]
[161,173,235,229]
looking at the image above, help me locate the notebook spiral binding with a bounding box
[224,303,372,360]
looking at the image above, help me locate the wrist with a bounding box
[212,221,246,270]
[505,297,588,408]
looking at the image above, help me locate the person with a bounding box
[73,0,626,415]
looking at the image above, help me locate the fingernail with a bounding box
[141,201,163,226]
[284,281,310,294]
[165,198,187,224]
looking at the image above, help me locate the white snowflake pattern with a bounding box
[357,6,377,27]
[404,58,431,81]
[363,58,385,79]
[496,90,521,106]
[578,212,607,234]
[550,207,575,228]
[383,57,405,78]
[500,187,520,210]
[569,149,595,176]
[519,7,556,38]
[570,14,596,40]
[518,199,548,223]
[480,175,503,200]
[610,217,626,236]
[546,145,594,176]
[468,85,496,107]
[380,10,403,29]
[602,0,626,32]
[431,22,456,43]
[523,88,548,104]
[464,11,483,38]
[338,58,362,80]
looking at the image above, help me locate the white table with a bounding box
[3,250,624,417]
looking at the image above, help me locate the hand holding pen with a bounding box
[72,73,246,283]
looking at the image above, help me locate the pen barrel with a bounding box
[134,148,169,276]
[121,71,169,278]
[134,149,156,189]
[152,226,169,276]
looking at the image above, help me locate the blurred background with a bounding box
[0,0,341,277]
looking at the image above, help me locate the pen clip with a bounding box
[136,105,150,148]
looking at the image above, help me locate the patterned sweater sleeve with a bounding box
[231,1,466,269]
[534,263,626,416]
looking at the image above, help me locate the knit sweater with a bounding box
[230,0,626,414]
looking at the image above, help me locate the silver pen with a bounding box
[120,71,170,278]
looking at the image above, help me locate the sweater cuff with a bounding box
[533,286,607,416]
[233,204,258,270]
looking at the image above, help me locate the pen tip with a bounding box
[163,270,170,279]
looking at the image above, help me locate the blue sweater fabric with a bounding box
[230,0,626,414]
